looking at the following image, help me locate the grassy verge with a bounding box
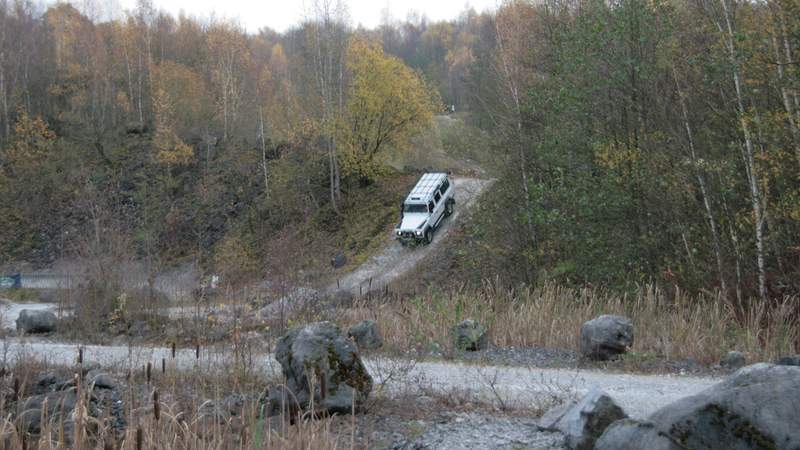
[339,282,799,366]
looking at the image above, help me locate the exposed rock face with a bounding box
[579,315,633,360]
[16,309,57,333]
[271,321,372,416]
[720,351,746,369]
[538,389,627,450]
[595,363,800,450]
[452,319,488,352]
[348,320,383,350]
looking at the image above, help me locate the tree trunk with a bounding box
[769,12,800,166]
[719,0,767,300]
[672,65,727,297]
[0,50,7,143]
[494,19,538,267]
[259,107,269,199]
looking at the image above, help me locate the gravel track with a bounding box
[0,338,720,420]
[326,177,493,296]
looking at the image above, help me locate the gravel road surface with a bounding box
[1,338,720,419]
[326,177,493,296]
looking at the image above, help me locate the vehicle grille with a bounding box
[399,231,416,239]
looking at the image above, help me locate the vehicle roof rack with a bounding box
[406,172,447,204]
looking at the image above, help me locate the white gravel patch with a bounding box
[374,360,720,419]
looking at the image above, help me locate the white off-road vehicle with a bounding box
[395,173,455,245]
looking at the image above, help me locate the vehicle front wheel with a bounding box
[445,200,454,217]
[424,228,433,245]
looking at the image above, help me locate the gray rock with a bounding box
[348,320,383,350]
[331,252,347,269]
[775,355,800,366]
[32,371,58,394]
[595,363,800,450]
[19,390,78,434]
[86,370,117,390]
[272,321,372,416]
[16,370,125,441]
[16,309,57,333]
[538,389,627,450]
[579,315,633,360]
[720,351,746,369]
[452,319,488,352]
[594,419,674,450]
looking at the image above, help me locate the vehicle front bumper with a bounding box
[395,230,424,241]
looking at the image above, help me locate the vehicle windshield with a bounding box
[403,203,428,213]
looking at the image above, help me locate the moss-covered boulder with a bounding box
[452,318,488,351]
[271,321,372,416]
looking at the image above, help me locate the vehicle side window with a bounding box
[440,179,450,194]
[434,192,441,203]
[428,201,434,212]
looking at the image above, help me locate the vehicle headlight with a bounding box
[415,230,422,236]
[396,230,401,236]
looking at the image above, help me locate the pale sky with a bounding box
[106,0,500,33]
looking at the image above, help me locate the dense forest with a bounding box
[0,0,798,301]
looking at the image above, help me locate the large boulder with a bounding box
[452,319,488,352]
[348,320,383,350]
[18,390,79,434]
[538,389,627,450]
[595,363,800,450]
[272,321,372,416]
[594,419,669,450]
[579,315,633,360]
[16,309,57,333]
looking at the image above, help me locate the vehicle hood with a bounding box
[398,213,428,231]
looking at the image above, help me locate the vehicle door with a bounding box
[431,190,445,227]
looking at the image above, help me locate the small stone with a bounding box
[775,355,800,366]
[331,252,347,269]
[720,351,746,369]
[86,371,118,390]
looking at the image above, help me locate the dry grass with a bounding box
[0,357,348,450]
[341,282,799,365]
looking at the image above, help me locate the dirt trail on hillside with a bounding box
[325,177,493,297]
